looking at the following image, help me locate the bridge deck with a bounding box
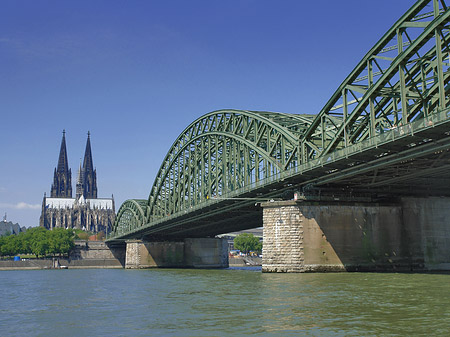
[109,0,450,242]
[108,109,450,242]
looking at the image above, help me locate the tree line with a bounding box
[0,227,74,258]
[233,233,262,255]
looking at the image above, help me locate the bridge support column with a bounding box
[261,198,450,272]
[125,238,228,269]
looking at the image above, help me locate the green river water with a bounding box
[0,268,448,336]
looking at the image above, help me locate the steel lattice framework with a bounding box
[110,0,450,240]
[114,110,314,236]
[301,0,450,162]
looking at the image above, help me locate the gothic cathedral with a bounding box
[40,131,115,233]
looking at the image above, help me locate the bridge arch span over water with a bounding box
[113,109,315,238]
[111,0,450,243]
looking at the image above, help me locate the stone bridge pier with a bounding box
[261,197,450,272]
[124,237,228,269]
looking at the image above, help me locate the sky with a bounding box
[0,0,415,227]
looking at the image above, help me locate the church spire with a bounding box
[76,160,83,200]
[51,130,72,198]
[83,131,93,173]
[82,131,97,199]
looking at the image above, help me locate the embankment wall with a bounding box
[0,240,125,270]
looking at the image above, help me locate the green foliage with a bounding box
[15,232,29,255]
[0,234,17,257]
[73,228,92,240]
[96,231,105,241]
[233,233,262,255]
[48,228,75,256]
[0,227,75,258]
[28,227,49,258]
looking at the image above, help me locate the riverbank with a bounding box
[0,240,262,270]
[0,240,125,270]
[0,256,261,270]
[0,257,260,270]
[0,258,123,270]
[229,256,261,267]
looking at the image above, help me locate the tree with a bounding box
[0,234,17,257]
[0,227,74,258]
[14,232,30,255]
[29,227,49,258]
[49,228,74,257]
[73,229,90,240]
[233,233,262,255]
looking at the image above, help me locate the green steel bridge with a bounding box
[108,0,450,242]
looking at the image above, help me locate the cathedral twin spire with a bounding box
[51,130,72,198]
[82,132,97,199]
[51,131,97,199]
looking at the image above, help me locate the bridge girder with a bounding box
[115,199,147,237]
[110,0,450,241]
[146,110,315,221]
[301,0,450,162]
[111,110,315,238]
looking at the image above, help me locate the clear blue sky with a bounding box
[0,0,414,227]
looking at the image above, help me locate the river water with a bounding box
[0,268,448,336]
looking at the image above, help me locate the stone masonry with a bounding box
[262,202,305,272]
[125,238,229,269]
[125,240,142,268]
[262,198,450,273]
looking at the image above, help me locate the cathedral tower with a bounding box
[41,131,115,233]
[50,130,72,198]
[82,131,97,199]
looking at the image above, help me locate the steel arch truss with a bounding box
[146,110,312,222]
[111,0,450,240]
[113,199,148,236]
[301,0,450,162]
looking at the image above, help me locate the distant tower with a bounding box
[50,130,72,198]
[76,161,83,200]
[82,132,97,199]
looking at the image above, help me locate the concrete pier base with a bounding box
[261,197,450,273]
[125,237,229,269]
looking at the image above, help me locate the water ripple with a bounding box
[0,269,448,336]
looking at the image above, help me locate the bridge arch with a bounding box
[114,199,148,236]
[146,109,314,221]
[111,109,314,236]
[110,0,450,240]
